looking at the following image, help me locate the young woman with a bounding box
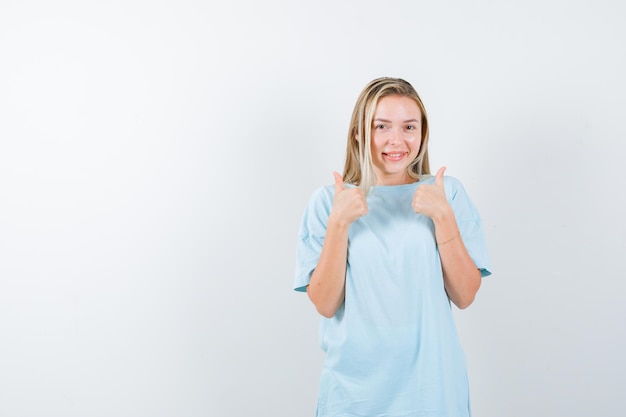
[294,77,491,416]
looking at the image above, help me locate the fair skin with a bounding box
[307,95,481,317]
[370,95,422,186]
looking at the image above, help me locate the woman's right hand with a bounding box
[307,172,367,317]
[329,172,368,226]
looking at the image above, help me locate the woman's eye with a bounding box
[376,124,387,130]
[406,125,416,130]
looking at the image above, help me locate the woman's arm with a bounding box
[412,167,481,309]
[307,173,368,318]
[431,208,481,309]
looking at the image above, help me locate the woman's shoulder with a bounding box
[310,184,335,200]
[443,174,464,189]
[298,185,336,234]
[303,184,335,212]
[419,174,465,189]
[419,174,470,201]
[444,175,470,200]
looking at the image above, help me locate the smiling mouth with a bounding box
[383,152,409,161]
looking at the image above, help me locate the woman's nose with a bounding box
[388,128,401,144]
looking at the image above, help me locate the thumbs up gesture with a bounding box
[329,172,368,226]
[412,167,450,218]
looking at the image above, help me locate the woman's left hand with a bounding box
[412,166,451,219]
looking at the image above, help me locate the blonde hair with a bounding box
[343,77,430,191]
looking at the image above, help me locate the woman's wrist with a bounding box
[326,214,352,233]
[430,204,455,225]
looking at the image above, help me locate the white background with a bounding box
[1,0,625,416]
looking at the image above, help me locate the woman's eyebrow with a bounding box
[373,118,419,123]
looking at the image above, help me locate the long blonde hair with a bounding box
[343,77,430,191]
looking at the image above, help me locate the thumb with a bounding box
[435,166,446,186]
[333,171,345,194]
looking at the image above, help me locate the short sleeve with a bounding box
[445,177,492,277]
[294,186,334,292]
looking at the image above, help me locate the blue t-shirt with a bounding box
[294,176,491,417]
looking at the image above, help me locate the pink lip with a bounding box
[382,151,408,162]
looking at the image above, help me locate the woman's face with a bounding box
[370,95,422,185]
